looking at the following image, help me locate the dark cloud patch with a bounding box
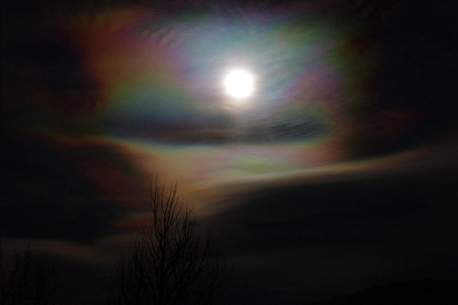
[344,1,458,157]
[244,110,327,143]
[207,169,458,304]
[109,110,328,145]
[373,1,458,129]
[1,130,124,243]
[212,168,458,252]
[1,1,103,127]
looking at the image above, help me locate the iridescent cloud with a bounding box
[4,1,455,239]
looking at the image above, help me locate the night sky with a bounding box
[2,0,458,304]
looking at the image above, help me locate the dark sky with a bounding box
[2,0,458,304]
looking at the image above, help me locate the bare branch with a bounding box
[111,179,228,305]
[1,249,67,305]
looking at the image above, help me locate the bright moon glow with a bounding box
[223,69,255,99]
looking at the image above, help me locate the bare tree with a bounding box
[111,181,228,305]
[1,248,65,305]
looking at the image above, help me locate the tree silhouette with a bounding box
[1,248,65,305]
[111,181,228,305]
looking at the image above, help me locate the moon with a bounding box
[223,69,255,99]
